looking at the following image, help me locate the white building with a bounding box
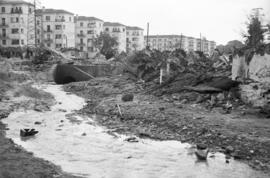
[126,26,144,53]
[75,16,103,57]
[36,8,75,50]
[0,0,35,47]
[103,22,126,53]
[145,35,216,54]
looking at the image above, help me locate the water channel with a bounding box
[3,84,269,178]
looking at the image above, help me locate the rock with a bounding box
[58,109,67,112]
[197,143,207,150]
[232,151,245,160]
[20,129,38,137]
[159,107,165,111]
[122,94,134,102]
[81,133,87,136]
[34,121,42,125]
[195,148,209,160]
[226,159,230,164]
[60,120,64,123]
[225,146,234,154]
[125,137,139,143]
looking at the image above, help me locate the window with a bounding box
[47,25,51,31]
[105,28,109,32]
[47,43,51,47]
[2,40,6,45]
[2,29,6,36]
[37,29,40,34]
[29,8,32,13]
[11,39,19,45]
[87,30,94,34]
[11,28,19,34]
[80,46,83,51]
[80,22,83,27]
[1,7,5,13]
[37,20,40,25]
[37,39,40,44]
[1,18,5,24]
[21,28,24,33]
[45,16,50,21]
[55,34,62,39]
[80,39,83,44]
[55,25,62,30]
[80,30,83,34]
[56,44,62,48]
[47,34,50,39]
[69,17,71,22]
[123,28,125,32]
[21,40,24,45]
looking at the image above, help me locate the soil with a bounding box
[64,76,270,173]
[0,79,81,178]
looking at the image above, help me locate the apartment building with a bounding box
[145,35,216,55]
[0,0,35,47]
[75,16,103,57]
[103,22,126,53]
[35,8,75,50]
[126,26,144,53]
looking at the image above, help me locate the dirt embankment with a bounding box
[64,76,270,172]
[0,71,80,178]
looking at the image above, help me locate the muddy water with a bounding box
[3,85,269,178]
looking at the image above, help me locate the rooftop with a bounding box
[104,22,125,27]
[75,16,103,22]
[36,8,74,15]
[0,0,34,6]
[126,26,144,30]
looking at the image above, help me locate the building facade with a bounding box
[126,26,144,53]
[36,8,75,50]
[103,22,126,53]
[0,0,35,47]
[75,16,103,57]
[145,35,216,55]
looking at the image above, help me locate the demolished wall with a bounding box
[232,53,270,109]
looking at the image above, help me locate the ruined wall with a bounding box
[232,54,270,108]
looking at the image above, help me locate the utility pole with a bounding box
[34,0,37,48]
[180,33,183,49]
[146,22,149,49]
[199,33,201,52]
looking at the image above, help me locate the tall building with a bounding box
[145,35,216,55]
[35,8,75,50]
[0,0,35,47]
[74,16,103,57]
[126,26,144,53]
[103,22,126,53]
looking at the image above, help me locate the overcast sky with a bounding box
[35,0,270,45]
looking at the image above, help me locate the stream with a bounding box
[2,84,269,178]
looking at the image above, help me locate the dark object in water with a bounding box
[195,144,209,160]
[195,149,209,160]
[20,129,38,137]
[122,94,134,102]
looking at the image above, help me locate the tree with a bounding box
[244,16,266,48]
[93,33,119,59]
[216,40,244,54]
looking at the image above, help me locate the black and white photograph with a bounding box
[0,0,270,177]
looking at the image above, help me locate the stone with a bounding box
[122,94,134,102]
[81,133,87,136]
[34,121,42,125]
[196,143,207,150]
[225,146,234,154]
[125,137,139,143]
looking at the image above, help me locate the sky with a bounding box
[34,0,270,45]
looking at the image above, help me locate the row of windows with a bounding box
[0,6,32,14]
[45,16,72,22]
[1,39,24,45]
[1,28,24,34]
[105,27,125,33]
[79,22,102,28]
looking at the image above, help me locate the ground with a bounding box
[63,76,270,173]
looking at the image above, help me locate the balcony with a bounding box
[44,38,53,43]
[0,34,8,39]
[77,43,86,46]
[44,30,53,33]
[0,23,9,27]
[77,33,86,37]
[55,19,65,22]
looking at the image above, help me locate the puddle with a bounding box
[3,85,269,178]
